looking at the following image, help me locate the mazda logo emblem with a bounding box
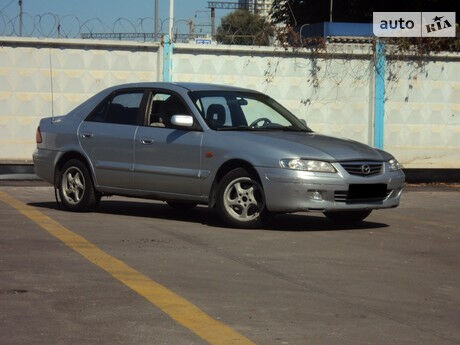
[361,164,371,174]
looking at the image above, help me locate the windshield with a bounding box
[189,91,312,132]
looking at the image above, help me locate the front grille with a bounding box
[334,191,392,203]
[334,184,391,203]
[334,191,348,202]
[340,161,383,176]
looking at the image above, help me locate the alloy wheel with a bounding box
[223,177,264,222]
[61,166,86,205]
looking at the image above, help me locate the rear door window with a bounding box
[105,93,144,125]
[86,91,145,125]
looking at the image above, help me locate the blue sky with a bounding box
[0,0,228,35]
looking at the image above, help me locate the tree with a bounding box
[270,0,459,27]
[270,0,459,52]
[217,10,274,46]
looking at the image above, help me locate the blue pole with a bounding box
[374,40,386,149]
[163,35,173,82]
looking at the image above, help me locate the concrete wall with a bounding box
[385,56,460,168]
[173,43,460,168]
[174,43,375,146]
[0,36,459,168]
[0,37,160,162]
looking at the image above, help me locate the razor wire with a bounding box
[0,11,192,39]
[0,10,275,45]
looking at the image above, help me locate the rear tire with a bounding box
[216,168,267,228]
[166,201,197,210]
[323,210,372,224]
[57,159,97,212]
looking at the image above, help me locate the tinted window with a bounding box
[87,99,109,123]
[106,93,144,125]
[148,92,189,128]
[86,92,144,125]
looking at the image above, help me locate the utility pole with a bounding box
[169,0,174,39]
[154,0,159,39]
[18,0,23,36]
[329,0,333,22]
[211,6,216,38]
[189,19,195,40]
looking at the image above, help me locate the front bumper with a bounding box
[257,162,405,213]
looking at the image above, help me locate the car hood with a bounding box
[227,131,391,161]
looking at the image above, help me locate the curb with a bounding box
[403,169,460,184]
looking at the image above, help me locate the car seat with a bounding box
[206,104,226,128]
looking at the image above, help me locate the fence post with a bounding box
[374,40,386,149]
[163,35,173,82]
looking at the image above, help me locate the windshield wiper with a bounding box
[280,126,311,132]
[215,126,254,131]
[215,126,311,132]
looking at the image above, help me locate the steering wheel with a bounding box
[249,117,272,128]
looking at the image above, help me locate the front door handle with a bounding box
[81,133,93,138]
[140,139,154,145]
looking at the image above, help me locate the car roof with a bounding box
[173,82,259,93]
[66,82,262,120]
[108,82,260,94]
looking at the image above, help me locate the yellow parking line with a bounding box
[0,191,256,345]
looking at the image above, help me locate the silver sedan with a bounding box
[33,83,405,228]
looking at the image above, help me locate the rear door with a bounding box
[133,90,203,195]
[79,90,147,189]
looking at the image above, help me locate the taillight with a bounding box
[36,126,42,144]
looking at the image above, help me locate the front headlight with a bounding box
[388,158,403,171]
[280,159,336,173]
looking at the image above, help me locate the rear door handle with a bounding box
[140,139,154,145]
[81,133,93,138]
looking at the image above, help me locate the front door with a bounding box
[133,91,203,196]
[79,90,147,189]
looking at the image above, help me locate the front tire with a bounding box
[323,210,372,224]
[216,168,267,228]
[57,159,98,212]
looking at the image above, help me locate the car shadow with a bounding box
[28,200,389,232]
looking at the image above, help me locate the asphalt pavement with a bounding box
[0,185,459,345]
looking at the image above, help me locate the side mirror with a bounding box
[171,115,194,128]
[300,119,307,126]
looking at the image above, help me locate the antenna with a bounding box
[49,48,55,123]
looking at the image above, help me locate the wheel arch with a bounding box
[208,159,262,208]
[54,151,96,188]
